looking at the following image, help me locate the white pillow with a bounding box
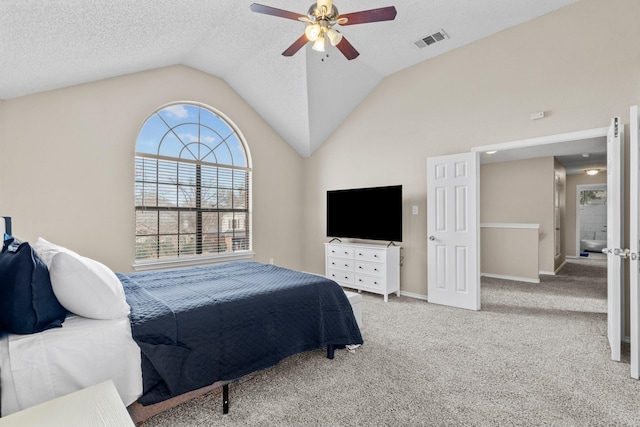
[48,251,130,320]
[33,237,76,268]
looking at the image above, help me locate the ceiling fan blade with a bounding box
[250,3,306,21]
[338,6,397,25]
[335,36,359,60]
[282,34,309,57]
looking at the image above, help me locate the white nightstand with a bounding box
[0,380,134,427]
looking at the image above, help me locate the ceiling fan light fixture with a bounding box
[305,23,321,41]
[251,2,398,60]
[326,28,342,46]
[312,33,326,52]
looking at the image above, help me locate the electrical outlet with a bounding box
[269,258,274,265]
[412,205,419,215]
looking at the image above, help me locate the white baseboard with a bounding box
[481,273,540,284]
[538,260,567,276]
[399,290,428,301]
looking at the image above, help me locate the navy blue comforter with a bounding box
[118,261,363,405]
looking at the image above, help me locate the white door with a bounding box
[605,117,624,362]
[630,105,640,378]
[427,152,480,310]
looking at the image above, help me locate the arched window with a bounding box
[134,103,251,264]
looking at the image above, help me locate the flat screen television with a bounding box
[327,185,402,242]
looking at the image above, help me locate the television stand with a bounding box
[325,242,400,302]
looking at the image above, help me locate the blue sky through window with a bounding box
[136,103,247,167]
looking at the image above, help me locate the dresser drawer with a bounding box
[326,245,354,259]
[354,248,385,262]
[328,269,355,284]
[327,258,354,271]
[355,275,385,290]
[355,261,385,276]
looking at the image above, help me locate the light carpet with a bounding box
[144,258,640,426]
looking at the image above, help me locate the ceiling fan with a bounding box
[250,1,397,60]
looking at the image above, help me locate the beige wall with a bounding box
[565,172,608,257]
[302,0,640,299]
[481,158,555,274]
[481,226,539,281]
[478,157,567,281]
[0,66,305,273]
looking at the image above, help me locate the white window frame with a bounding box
[132,102,253,270]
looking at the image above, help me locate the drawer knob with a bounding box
[344,251,348,255]
[374,268,378,272]
[358,266,362,269]
[345,276,349,279]
[374,254,378,258]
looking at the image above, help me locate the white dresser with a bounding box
[325,242,400,302]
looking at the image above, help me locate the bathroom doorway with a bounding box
[576,183,607,259]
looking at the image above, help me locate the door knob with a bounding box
[615,248,630,259]
[603,248,632,259]
[429,236,435,241]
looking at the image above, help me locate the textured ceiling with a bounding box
[0,0,577,156]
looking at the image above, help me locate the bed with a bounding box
[0,226,363,419]
[119,260,363,406]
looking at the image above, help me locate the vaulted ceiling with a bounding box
[0,0,577,156]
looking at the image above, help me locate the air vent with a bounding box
[414,30,448,49]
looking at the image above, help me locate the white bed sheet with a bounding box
[0,315,142,416]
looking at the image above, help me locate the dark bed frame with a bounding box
[128,344,335,423]
[219,344,335,413]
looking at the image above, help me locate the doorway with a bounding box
[576,184,607,259]
[474,127,608,278]
[470,122,623,363]
[429,111,640,378]
[427,126,609,311]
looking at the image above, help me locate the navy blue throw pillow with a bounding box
[2,233,14,252]
[0,239,67,334]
